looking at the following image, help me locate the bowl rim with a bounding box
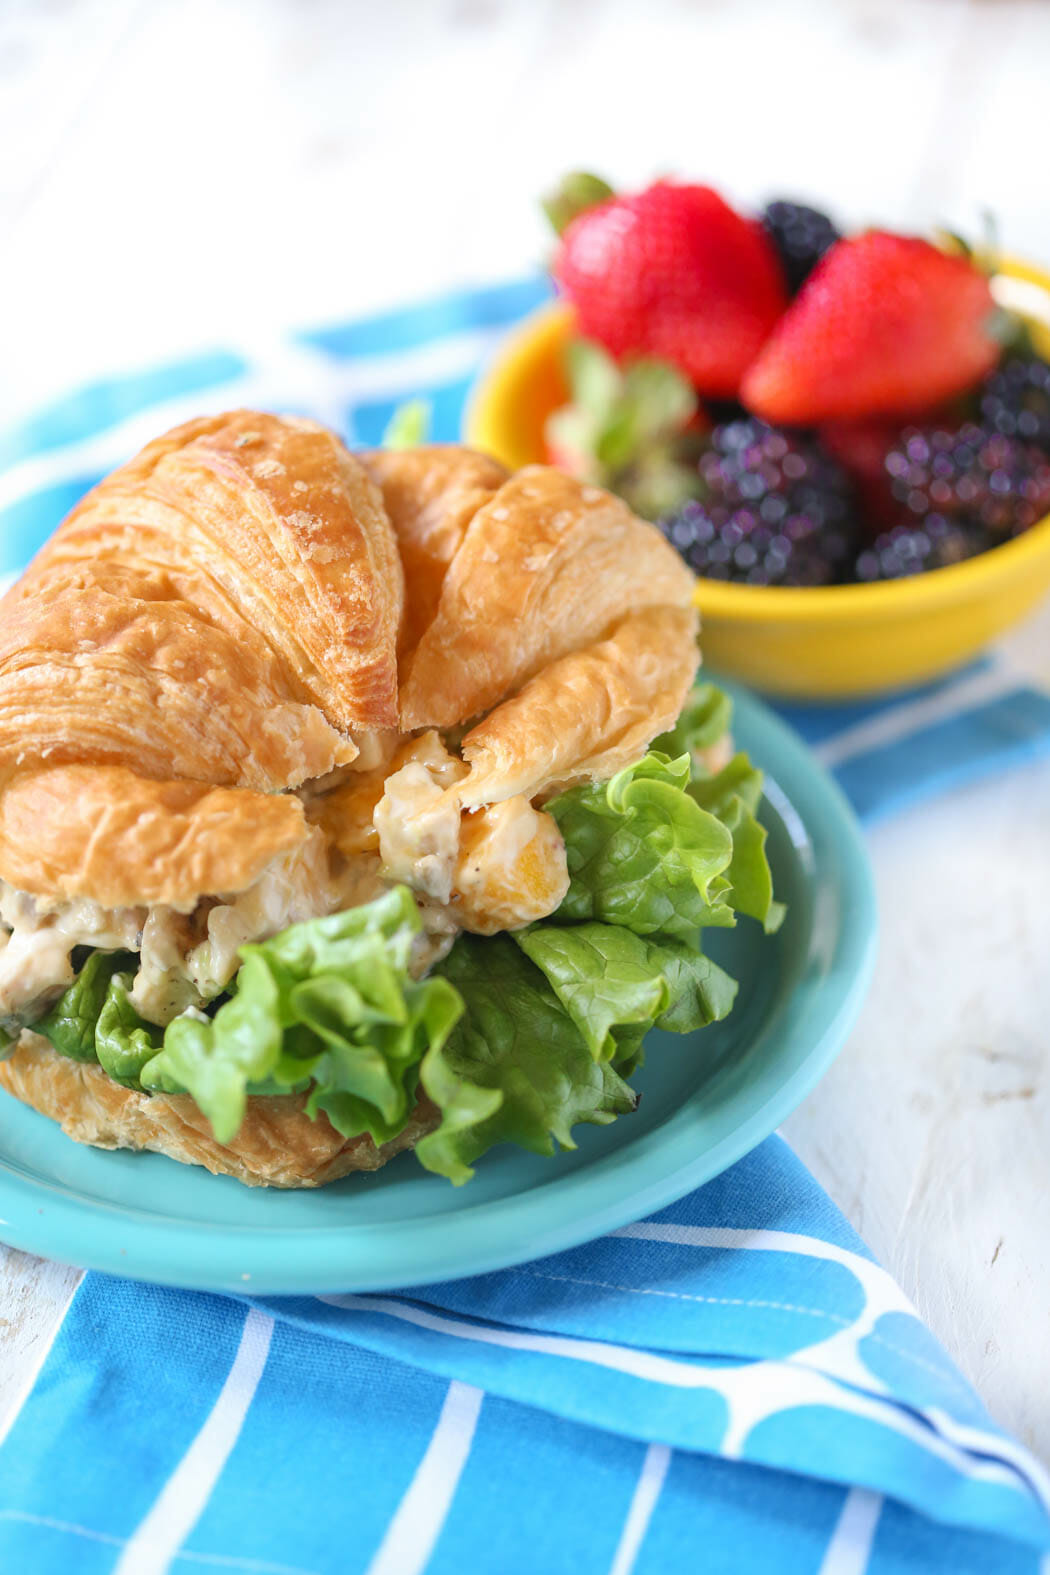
[465,275,1050,623]
[691,518,1050,622]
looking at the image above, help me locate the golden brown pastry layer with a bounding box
[399,465,697,729]
[0,411,409,909]
[0,1034,436,1187]
[361,445,508,657]
[0,422,698,911]
[460,605,701,807]
[15,410,404,742]
[0,765,310,910]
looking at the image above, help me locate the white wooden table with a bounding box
[1,0,1048,1461]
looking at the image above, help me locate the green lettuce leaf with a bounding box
[516,922,736,1063]
[140,888,462,1146]
[686,754,784,933]
[417,936,636,1184]
[95,973,163,1087]
[303,972,463,1146]
[140,948,287,1140]
[654,948,738,1034]
[550,753,735,935]
[653,681,733,764]
[688,750,763,818]
[35,951,136,1062]
[718,795,786,934]
[658,683,785,935]
[516,923,663,1061]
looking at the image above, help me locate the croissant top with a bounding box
[0,411,698,911]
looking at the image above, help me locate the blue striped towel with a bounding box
[1,278,1050,1575]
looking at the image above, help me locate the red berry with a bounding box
[741,232,1000,424]
[553,182,788,399]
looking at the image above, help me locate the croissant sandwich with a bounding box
[0,411,781,1187]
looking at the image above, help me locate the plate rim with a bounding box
[0,680,878,1294]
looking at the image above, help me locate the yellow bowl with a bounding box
[465,274,1050,699]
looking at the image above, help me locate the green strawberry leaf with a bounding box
[547,339,702,519]
[383,399,431,449]
[564,338,623,424]
[542,171,615,236]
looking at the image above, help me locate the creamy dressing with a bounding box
[130,908,202,1024]
[375,762,464,904]
[0,731,572,1033]
[131,829,390,1026]
[0,927,76,1028]
[0,883,147,1029]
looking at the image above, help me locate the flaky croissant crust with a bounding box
[0,1034,437,1187]
[0,413,698,909]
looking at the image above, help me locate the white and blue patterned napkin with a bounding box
[1,280,1050,1575]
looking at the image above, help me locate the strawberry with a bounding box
[741,231,1000,424]
[551,180,788,399]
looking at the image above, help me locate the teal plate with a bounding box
[0,681,876,1295]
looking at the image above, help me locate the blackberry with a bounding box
[854,517,992,582]
[657,419,860,586]
[884,423,1050,540]
[979,357,1050,452]
[761,200,841,295]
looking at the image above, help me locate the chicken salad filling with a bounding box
[0,684,783,1183]
[0,729,568,1035]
